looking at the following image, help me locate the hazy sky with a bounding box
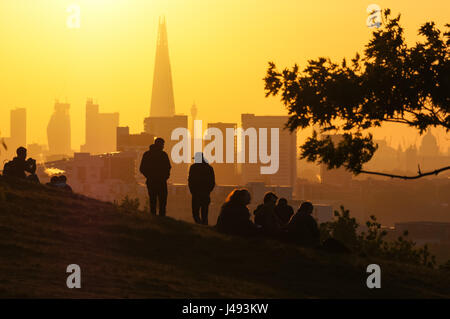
[0,0,449,152]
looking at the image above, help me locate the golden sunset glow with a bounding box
[1,0,449,150]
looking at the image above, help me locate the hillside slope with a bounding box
[0,177,449,298]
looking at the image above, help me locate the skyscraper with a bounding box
[81,98,119,155]
[47,100,71,156]
[207,122,238,185]
[150,17,175,117]
[240,114,297,187]
[0,108,27,164]
[10,108,26,148]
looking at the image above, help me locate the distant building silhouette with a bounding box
[81,98,119,155]
[10,108,26,148]
[36,152,136,202]
[150,17,175,117]
[47,100,71,156]
[403,145,418,173]
[0,108,27,164]
[116,126,155,152]
[143,17,187,183]
[207,122,239,185]
[240,114,297,187]
[26,143,47,163]
[419,130,440,157]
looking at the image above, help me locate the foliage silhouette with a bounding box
[320,206,437,268]
[265,9,449,179]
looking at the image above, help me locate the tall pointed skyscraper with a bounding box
[150,17,175,117]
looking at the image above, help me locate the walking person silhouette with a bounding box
[139,138,171,216]
[188,152,215,225]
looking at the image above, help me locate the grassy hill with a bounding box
[0,176,449,298]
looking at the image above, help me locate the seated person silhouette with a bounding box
[3,146,39,183]
[46,175,72,192]
[216,189,258,236]
[287,201,320,246]
[275,198,294,226]
[254,192,282,235]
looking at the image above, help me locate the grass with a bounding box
[0,176,449,298]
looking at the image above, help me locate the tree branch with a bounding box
[356,166,450,180]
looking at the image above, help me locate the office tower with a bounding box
[116,126,155,152]
[10,108,26,148]
[240,114,297,187]
[190,102,197,134]
[144,115,188,184]
[81,98,119,155]
[207,122,238,185]
[47,100,71,156]
[150,17,175,117]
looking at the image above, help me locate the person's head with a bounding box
[59,175,67,183]
[16,147,27,159]
[154,137,165,150]
[278,198,288,206]
[263,192,278,205]
[237,189,251,206]
[50,175,58,184]
[298,201,314,215]
[225,189,240,203]
[225,188,251,206]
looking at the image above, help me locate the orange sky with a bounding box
[0,0,449,152]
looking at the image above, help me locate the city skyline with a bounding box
[1,1,449,152]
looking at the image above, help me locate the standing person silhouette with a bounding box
[139,138,171,216]
[188,152,215,225]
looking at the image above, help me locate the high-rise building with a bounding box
[0,108,26,164]
[240,114,297,187]
[116,126,155,152]
[150,17,175,117]
[47,100,71,156]
[10,108,26,148]
[144,115,188,184]
[207,122,238,185]
[143,18,187,183]
[81,98,119,155]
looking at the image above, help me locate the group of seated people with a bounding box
[2,146,72,192]
[216,189,320,247]
[45,175,73,192]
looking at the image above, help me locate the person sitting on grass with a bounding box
[253,192,282,236]
[287,201,320,247]
[216,189,258,236]
[46,175,72,192]
[275,198,294,226]
[2,146,39,183]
